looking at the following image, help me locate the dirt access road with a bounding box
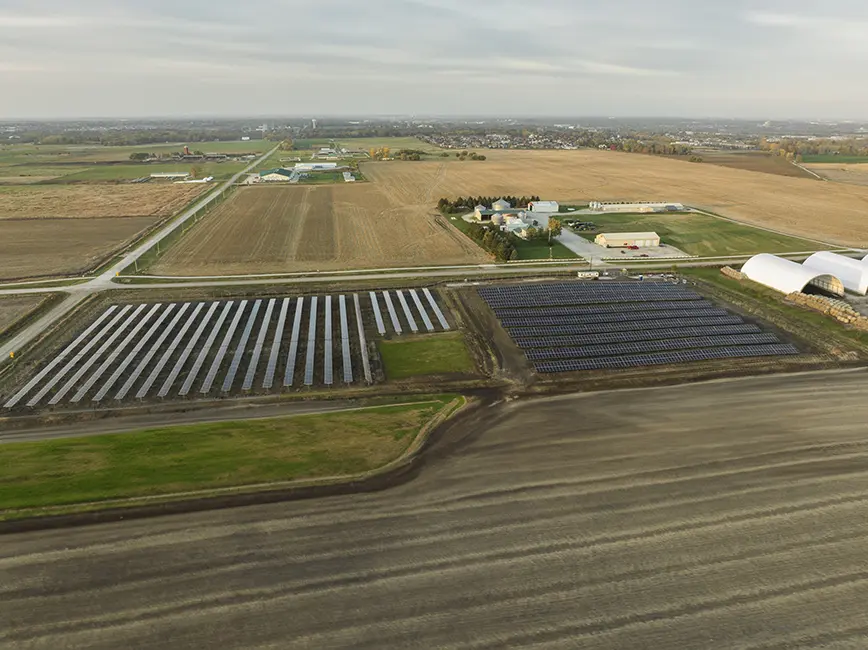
[4,369,868,649]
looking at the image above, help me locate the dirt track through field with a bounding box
[363,150,868,246]
[151,185,487,275]
[4,370,868,649]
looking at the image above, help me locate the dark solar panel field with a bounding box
[478,282,799,374]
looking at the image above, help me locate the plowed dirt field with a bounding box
[0,217,158,279]
[0,185,205,219]
[362,150,868,246]
[151,185,488,275]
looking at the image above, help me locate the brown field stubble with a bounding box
[0,295,49,335]
[0,185,206,219]
[151,184,488,275]
[805,163,868,188]
[0,217,158,279]
[363,150,868,246]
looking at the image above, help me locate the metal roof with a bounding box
[742,253,845,296]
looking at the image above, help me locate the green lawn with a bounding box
[801,155,868,164]
[574,212,820,256]
[0,400,455,516]
[379,332,475,380]
[0,140,272,166]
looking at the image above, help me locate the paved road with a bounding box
[4,370,868,649]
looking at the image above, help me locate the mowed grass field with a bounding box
[575,212,820,256]
[0,140,271,183]
[0,400,452,517]
[362,150,868,246]
[150,185,488,275]
[55,162,246,183]
[378,333,475,380]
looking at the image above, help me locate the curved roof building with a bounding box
[803,252,868,295]
[742,253,845,297]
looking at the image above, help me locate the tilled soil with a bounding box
[4,370,868,648]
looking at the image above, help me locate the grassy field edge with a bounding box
[0,396,469,523]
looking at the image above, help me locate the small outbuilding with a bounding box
[492,198,512,211]
[595,232,660,248]
[528,200,559,213]
[803,252,868,295]
[742,253,845,296]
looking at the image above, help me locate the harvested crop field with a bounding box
[6,371,868,648]
[677,150,815,178]
[0,185,205,219]
[805,163,868,187]
[151,185,487,275]
[0,296,49,338]
[0,217,158,279]
[363,150,868,246]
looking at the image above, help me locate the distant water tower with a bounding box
[312,118,318,130]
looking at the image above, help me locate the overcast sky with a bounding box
[2,0,867,119]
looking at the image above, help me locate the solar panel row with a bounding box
[223,300,261,392]
[499,307,729,328]
[513,324,763,349]
[491,300,714,317]
[354,293,373,384]
[304,296,318,387]
[534,345,799,373]
[506,316,745,338]
[525,334,781,360]
[339,295,353,384]
[324,296,334,386]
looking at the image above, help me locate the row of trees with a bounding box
[466,223,518,261]
[758,137,868,159]
[437,195,542,214]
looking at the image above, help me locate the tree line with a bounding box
[758,137,868,160]
[465,223,518,261]
[437,195,542,214]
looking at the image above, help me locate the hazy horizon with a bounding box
[2,0,868,120]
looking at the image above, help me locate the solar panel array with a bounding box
[4,288,451,409]
[478,282,798,374]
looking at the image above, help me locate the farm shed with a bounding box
[742,253,845,297]
[803,252,868,295]
[528,200,560,213]
[259,168,294,181]
[492,198,512,211]
[294,162,338,172]
[595,232,661,248]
